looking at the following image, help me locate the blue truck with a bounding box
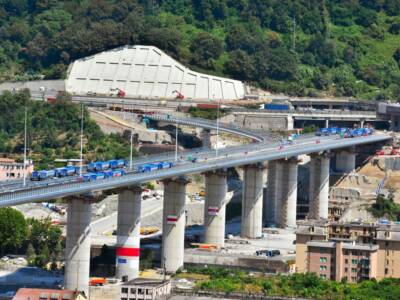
[55,166,77,177]
[263,103,291,111]
[31,170,56,181]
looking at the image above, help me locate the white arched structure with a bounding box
[66,45,245,100]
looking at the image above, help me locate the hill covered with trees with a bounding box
[0,90,134,169]
[0,0,400,100]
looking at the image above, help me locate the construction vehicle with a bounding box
[190,243,218,250]
[109,88,126,97]
[89,277,107,286]
[140,227,159,235]
[172,90,184,100]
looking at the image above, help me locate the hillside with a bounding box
[0,90,134,169]
[0,1,399,100]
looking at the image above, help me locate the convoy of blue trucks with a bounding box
[30,159,175,181]
[30,124,374,182]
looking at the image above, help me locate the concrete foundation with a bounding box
[277,158,298,228]
[64,197,92,294]
[335,148,356,173]
[116,186,142,281]
[203,170,228,247]
[241,163,264,238]
[161,176,189,273]
[309,154,330,219]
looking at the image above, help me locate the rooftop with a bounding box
[307,240,379,251]
[12,288,83,300]
[122,278,170,287]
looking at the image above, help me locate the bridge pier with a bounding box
[335,148,356,173]
[264,160,282,226]
[241,163,264,238]
[64,197,92,294]
[309,154,330,219]
[116,186,142,281]
[203,170,228,247]
[276,158,298,228]
[162,176,189,273]
[200,129,212,148]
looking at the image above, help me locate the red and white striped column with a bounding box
[116,186,142,281]
[162,176,189,273]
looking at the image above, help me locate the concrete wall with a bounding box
[66,45,245,100]
[0,80,65,93]
[232,114,291,131]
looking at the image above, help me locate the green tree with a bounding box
[0,207,27,255]
[190,32,223,69]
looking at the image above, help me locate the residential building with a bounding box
[120,278,171,300]
[0,158,34,181]
[13,288,85,300]
[296,220,400,281]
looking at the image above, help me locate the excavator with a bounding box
[172,90,184,100]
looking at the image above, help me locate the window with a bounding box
[320,265,327,271]
[352,259,358,265]
[385,268,389,275]
[320,274,327,279]
[352,268,357,273]
[345,259,348,264]
[130,288,136,294]
[320,257,327,263]
[345,267,348,273]
[121,298,127,300]
[351,277,357,282]
[121,288,128,293]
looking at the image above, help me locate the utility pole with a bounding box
[215,97,221,158]
[79,103,84,176]
[22,106,27,187]
[129,107,134,170]
[175,118,179,162]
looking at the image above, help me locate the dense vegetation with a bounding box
[369,194,400,221]
[182,266,400,299]
[0,90,135,169]
[0,207,63,268]
[1,1,400,100]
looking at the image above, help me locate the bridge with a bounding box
[0,113,392,293]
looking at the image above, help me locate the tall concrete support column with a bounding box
[116,186,142,281]
[325,119,329,128]
[241,163,265,238]
[203,170,227,247]
[200,129,211,148]
[162,176,189,273]
[277,158,299,228]
[64,197,92,294]
[335,148,356,173]
[264,160,282,226]
[309,154,330,219]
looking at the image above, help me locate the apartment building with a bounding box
[0,158,34,181]
[296,220,400,281]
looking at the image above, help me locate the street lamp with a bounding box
[129,106,134,170]
[22,106,27,187]
[79,103,84,176]
[175,118,179,162]
[215,97,221,158]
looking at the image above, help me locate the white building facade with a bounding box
[66,45,245,101]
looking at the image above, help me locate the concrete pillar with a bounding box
[161,176,189,273]
[116,186,142,281]
[264,160,282,226]
[335,148,356,173]
[286,116,294,130]
[277,158,298,228]
[309,153,330,219]
[200,129,211,148]
[325,119,329,128]
[203,170,227,247]
[241,163,264,238]
[360,119,365,128]
[64,197,92,294]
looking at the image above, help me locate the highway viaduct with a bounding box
[0,113,392,293]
